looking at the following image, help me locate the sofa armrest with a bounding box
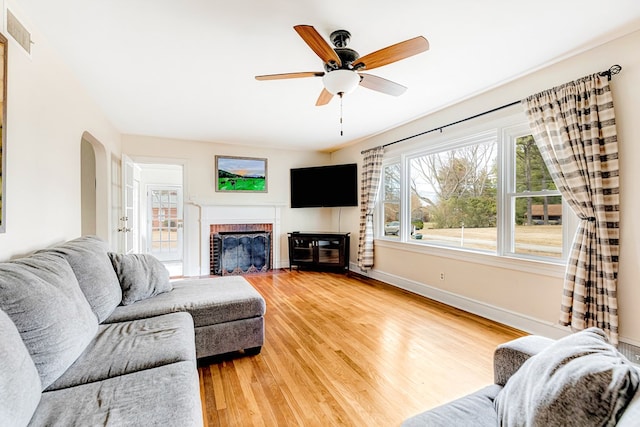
[493,335,555,386]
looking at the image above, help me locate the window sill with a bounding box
[375,237,566,278]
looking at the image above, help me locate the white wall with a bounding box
[0,3,121,260]
[332,29,640,346]
[122,135,333,275]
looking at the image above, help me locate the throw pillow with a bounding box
[494,327,639,427]
[0,309,42,427]
[38,235,122,322]
[108,253,172,305]
[0,252,99,389]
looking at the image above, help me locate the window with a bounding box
[509,134,563,259]
[382,163,401,238]
[409,132,498,251]
[377,116,576,264]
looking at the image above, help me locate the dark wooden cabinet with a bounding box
[288,232,350,273]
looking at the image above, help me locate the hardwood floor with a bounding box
[198,270,524,427]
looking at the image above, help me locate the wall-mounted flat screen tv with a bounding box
[290,163,358,208]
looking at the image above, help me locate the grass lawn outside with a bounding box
[404,224,564,258]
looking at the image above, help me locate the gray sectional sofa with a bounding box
[403,328,640,426]
[0,236,266,426]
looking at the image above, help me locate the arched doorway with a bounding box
[81,139,96,235]
[80,132,109,240]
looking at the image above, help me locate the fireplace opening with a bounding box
[209,224,273,275]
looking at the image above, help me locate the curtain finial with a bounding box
[599,64,622,81]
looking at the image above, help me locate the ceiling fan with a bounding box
[255,25,429,106]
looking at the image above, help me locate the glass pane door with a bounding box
[148,186,183,263]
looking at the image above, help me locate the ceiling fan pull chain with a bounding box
[340,93,344,136]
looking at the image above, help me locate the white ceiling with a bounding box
[15,0,640,152]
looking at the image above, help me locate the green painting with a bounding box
[215,156,267,193]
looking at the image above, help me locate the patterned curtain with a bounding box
[357,146,384,270]
[522,73,620,344]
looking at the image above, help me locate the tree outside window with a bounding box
[409,141,498,251]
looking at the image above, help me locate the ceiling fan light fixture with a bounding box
[322,69,360,95]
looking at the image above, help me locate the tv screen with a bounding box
[290,163,358,208]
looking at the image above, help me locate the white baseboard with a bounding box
[350,263,571,340]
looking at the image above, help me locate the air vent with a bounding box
[7,10,32,54]
[619,341,640,366]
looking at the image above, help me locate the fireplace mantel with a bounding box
[192,202,283,275]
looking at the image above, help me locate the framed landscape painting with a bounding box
[0,33,7,233]
[215,156,268,193]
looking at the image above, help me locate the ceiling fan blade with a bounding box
[359,73,407,96]
[316,88,333,106]
[294,25,342,68]
[255,71,324,81]
[353,36,429,71]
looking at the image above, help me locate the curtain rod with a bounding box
[362,64,622,154]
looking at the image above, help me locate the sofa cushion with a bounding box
[105,276,266,326]
[29,361,203,427]
[39,236,122,322]
[46,312,196,391]
[0,252,99,389]
[495,327,640,427]
[0,309,42,427]
[108,253,172,305]
[402,384,501,427]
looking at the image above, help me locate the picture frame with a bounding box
[215,155,268,193]
[0,33,8,233]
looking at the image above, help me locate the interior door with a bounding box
[147,186,183,263]
[119,154,135,254]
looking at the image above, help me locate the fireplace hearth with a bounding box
[209,223,273,276]
[211,231,271,275]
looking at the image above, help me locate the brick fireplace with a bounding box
[196,204,283,276]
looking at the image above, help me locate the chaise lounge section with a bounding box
[0,235,266,426]
[105,276,266,358]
